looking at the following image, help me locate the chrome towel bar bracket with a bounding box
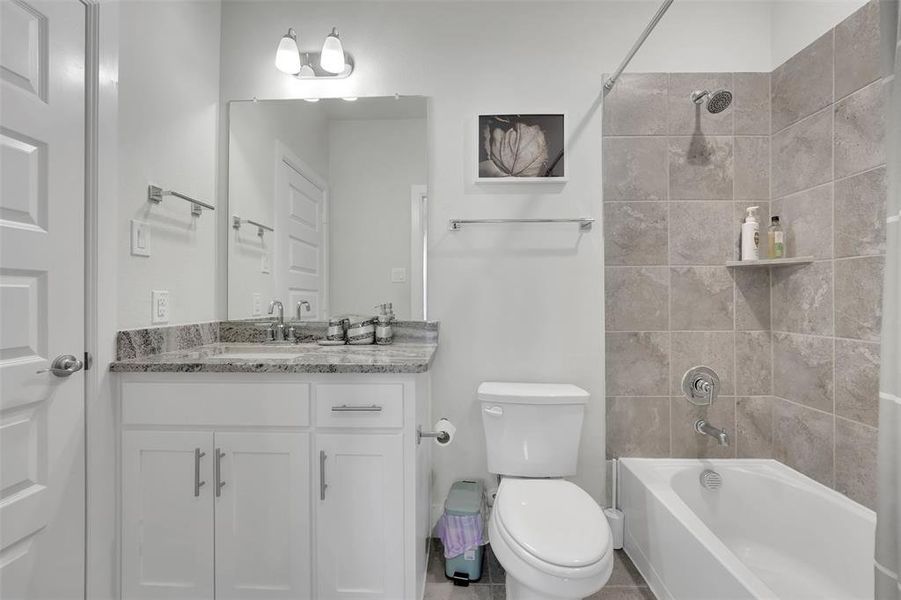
[148,184,215,216]
[232,215,275,237]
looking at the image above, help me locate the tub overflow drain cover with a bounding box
[700,469,722,490]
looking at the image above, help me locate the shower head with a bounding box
[690,89,733,114]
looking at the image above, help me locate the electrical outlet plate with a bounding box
[261,253,271,274]
[252,293,263,316]
[131,220,151,256]
[151,290,170,324]
[391,267,407,283]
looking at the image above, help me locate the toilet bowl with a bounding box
[488,478,613,600]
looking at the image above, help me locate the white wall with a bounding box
[117,0,221,329]
[219,1,776,514]
[769,0,869,68]
[328,118,427,317]
[227,100,329,318]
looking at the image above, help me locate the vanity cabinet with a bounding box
[118,373,430,600]
[315,433,404,599]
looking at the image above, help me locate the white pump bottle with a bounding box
[741,206,760,261]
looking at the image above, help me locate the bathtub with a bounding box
[618,459,876,600]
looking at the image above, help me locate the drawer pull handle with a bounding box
[331,404,382,412]
[320,450,328,500]
[194,448,206,497]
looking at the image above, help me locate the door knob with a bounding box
[36,354,84,377]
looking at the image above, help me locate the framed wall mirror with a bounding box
[226,96,429,321]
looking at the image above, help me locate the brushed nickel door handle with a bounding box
[36,354,84,377]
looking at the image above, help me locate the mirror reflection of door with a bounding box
[227,97,428,321]
[275,148,328,320]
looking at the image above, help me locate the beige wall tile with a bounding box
[835,417,878,510]
[606,333,670,396]
[835,255,885,341]
[772,398,834,487]
[606,397,670,458]
[603,137,668,200]
[773,332,834,412]
[604,202,669,266]
[605,267,669,332]
[668,136,734,200]
[771,31,834,132]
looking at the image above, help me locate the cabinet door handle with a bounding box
[331,404,382,412]
[319,450,328,500]
[194,448,206,497]
[215,448,226,497]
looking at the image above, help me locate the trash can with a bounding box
[437,480,485,584]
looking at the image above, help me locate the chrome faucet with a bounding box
[695,419,730,447]
[296,300,311,321]
[268,300,286,341]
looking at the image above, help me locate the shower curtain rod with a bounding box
[604,0,675,91]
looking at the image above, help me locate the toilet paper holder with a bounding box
[417,425,450,445]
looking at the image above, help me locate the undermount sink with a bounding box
[211,345,313,360]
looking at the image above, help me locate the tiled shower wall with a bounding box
[602,0,886,509]
[767,0,885,508]
[602,69,774,462]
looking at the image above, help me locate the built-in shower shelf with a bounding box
[725,256,814,268]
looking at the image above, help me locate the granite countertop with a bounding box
[110,342,438,374]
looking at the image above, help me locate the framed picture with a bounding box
[477,113,565,182]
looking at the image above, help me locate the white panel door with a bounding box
[0,0,86,598]
[276,157,327,319]
[214,431,311,600]
[316,433,404,599]
[122,431,214,600]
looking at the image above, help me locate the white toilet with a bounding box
[479,382,613,600]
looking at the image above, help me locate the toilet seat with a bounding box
[493,478,612,579]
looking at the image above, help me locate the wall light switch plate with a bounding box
[131,220,151,256]
[391,267,407,283]
[252,293,263,316]
[152,290,170,324]
[261,253,272,274]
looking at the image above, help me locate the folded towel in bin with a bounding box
[435,513,484,558]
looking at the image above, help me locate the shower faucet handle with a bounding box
[682,366,720,407]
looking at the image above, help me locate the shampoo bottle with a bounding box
[741,206,760,261]
[768,216,784,259]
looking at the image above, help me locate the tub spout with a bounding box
[695,419,729,446]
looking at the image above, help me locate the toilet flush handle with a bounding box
[483,406,503,417]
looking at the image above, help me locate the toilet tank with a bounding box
[479,382,589,477]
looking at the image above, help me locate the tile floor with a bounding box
[424,539,656,600]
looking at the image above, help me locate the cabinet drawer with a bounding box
[315,384,403,428]
[122,381,310,427]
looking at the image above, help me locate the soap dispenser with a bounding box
[741,206,760,261]
[375,303,394,345]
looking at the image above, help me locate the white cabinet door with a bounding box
[214,432,311,600]
[122,431,214,600]
[315,433,404,599]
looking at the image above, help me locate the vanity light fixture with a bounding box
[342,97,358,102]
[320,28,345,74]
[275,28,301,75]
[274,26,354,79]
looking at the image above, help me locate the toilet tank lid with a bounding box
[477,382,589,405]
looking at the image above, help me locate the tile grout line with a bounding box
[666,71,673,459]
[831,25,838,490]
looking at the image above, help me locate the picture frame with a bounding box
[476,113,566,183]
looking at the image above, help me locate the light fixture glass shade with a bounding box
[320,27,346,74]
[275,28,301,75]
